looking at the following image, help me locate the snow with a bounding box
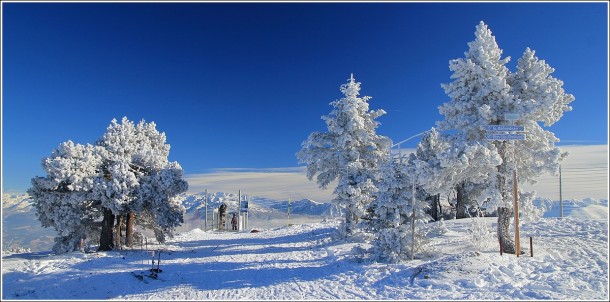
[2,200,608,300]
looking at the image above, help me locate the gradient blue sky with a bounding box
[2,2,608,194]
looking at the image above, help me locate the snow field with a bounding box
[2,216,608,300]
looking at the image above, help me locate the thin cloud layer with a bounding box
[185,167,336,202]
[185,145,608,203]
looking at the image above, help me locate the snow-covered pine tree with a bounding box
[29,141,105,254]
[369,156,411,262]
[436,21,574,254]
[29,117,188,253]
[436,21,522,253]
[95,117,188,247]
[437,21,511,217]
[296,74,391,235]
[506,47,574,191]
[370,152,434,262]
[411,128,448,221]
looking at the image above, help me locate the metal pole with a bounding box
[559,165,563,218]
[204,189,208,231]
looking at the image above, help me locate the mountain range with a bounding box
[1,192,344,252]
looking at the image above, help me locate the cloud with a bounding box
[185,167,336,202]
[185,145,608,203]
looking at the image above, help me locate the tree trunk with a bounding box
[116,215,123,249]
[497,207,521,255]
[98,208,115,251]
[345,207,354,235]
[456,184,468,219]
[428,194,441,221]
[125,212,135,247]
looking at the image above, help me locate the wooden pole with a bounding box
[513,167,520,257]
[411,176,416,261]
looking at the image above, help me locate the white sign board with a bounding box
[484,125,524,132]
[486,133,526,140]
[504,113,520,120]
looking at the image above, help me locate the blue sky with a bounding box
[2,2,608,194]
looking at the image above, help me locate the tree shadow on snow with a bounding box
[1,225,359,299]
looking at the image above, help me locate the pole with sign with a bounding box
[486,113,526,257]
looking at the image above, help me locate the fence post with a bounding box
[530,237,533,257]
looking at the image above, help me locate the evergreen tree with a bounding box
[296,74,391,235]
[29,117,188,253]
[436,21,574,254]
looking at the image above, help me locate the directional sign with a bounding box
[486,133,526,140]
[484,125,525,132]
[504,113,520,120]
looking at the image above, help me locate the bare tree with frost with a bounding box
[296,74,391,235]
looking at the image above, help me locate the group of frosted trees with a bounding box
[29,117,188,254]
[297,21,574,262]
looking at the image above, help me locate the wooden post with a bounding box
[411,176,416,261]
[530,237,533,257]
[514,169,520,257]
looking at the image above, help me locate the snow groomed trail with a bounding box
[2,217,608,300]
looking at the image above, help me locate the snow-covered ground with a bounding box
[2,200,608,300]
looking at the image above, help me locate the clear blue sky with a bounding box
[2,2,608,193]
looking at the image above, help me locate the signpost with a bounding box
[484,125,524,132]
[486,113,526,257]
[240,195,249,230]
[485,133,526,140]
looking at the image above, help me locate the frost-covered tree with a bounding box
[506,47,574,186]
[436,21,574,254]
[369,156,411,261]
[29,141,104,254]
[296,74,391,235]
[94,117,188,247]
[370,153,433,262]
[29,117,188,253]
[437,21,511,217]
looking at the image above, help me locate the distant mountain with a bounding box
[266,198,345,217]
[1,194,56,252]
[1,191,343,252]
[176,192,344,218]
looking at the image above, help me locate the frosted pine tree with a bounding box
[369,156,412,262]
[28,141,105,254]
[29,117,188,253]
[437,21,574,254]
[296,74,391,235]
[507,47,574,185]
[95,117,188,247]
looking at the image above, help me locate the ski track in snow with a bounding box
[2,218,608,300]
